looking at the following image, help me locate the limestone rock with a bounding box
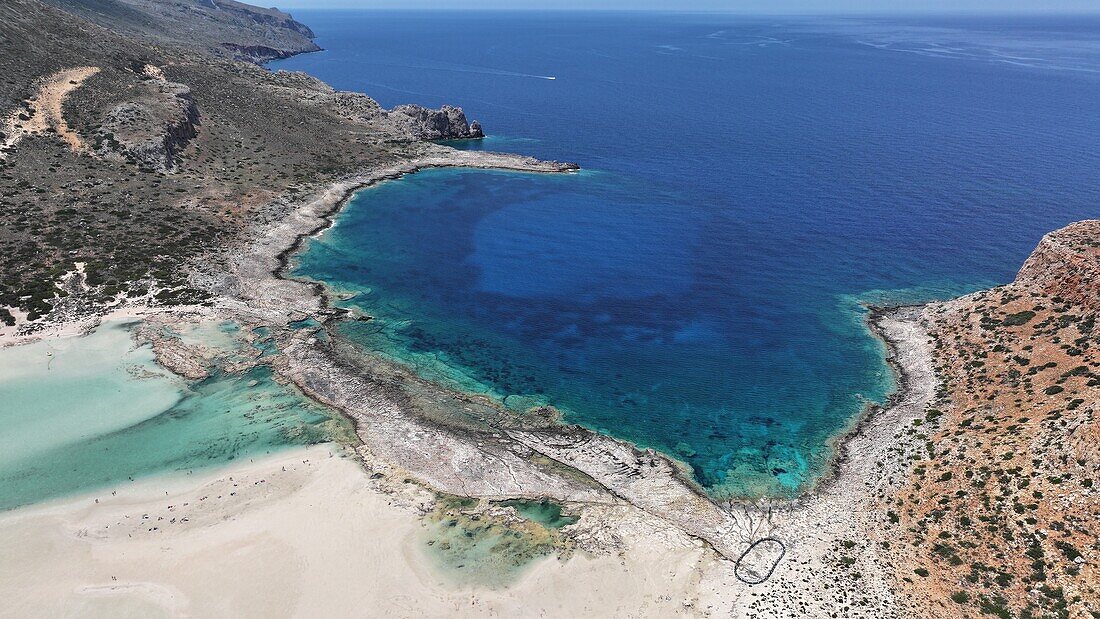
[1015,219,1100,310]
[94,79,199,172]
[387,104,485,140]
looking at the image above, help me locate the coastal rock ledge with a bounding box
[388,104,485,140]
[259,70,486,141]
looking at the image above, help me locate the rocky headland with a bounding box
[0,0,489,324]
[39,0,322,63]
[889,221,1099,619]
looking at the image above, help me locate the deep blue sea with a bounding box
[274,13,1100,497]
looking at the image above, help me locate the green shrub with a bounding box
[1003,310,1036,326]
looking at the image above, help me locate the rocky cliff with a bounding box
[259,70,485,141]
[1016,220,1100,311]
[39,0,320,62]
[889,220,1100,619]
[387,104,485,140]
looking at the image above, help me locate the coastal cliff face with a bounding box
[258,70,485,141]
[38,0,320,62]
[1016,221,1100,311]
[889,221,1100,619]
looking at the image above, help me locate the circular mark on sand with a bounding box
[734,537,786,585]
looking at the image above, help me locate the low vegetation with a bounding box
[885,222,1100,619]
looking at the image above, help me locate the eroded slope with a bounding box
[891,221,1099,619]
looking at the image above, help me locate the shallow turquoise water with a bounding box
[0,320,182,470]
[294,169,909,498]
[0,320,338,511]
[498,499,579,529]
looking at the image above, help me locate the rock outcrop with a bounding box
[260,70,386,125]
[94,73,199,172]
[1016,219,1100,310]
[259,71,485,140]
[387,104,485,140]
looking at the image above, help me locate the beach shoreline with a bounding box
[0,442,717,617]
[725,304,937,617]
[782,303,928,505]
[0,298,938,618]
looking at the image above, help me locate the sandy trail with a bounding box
[1,66,99,155]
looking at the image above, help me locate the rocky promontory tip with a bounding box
[388,104,485,140]
[1015,219,1100,310]
[255,70,488,141]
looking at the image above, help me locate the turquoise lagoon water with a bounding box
[0,320,339,510]
[498,499,579,530]
[279,13,1100,498]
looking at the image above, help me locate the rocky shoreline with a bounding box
[712,306,936,617]
[0,138,946,616]
[225,146,578,318]
[790,304,929,502]
[211,142,949,615]
[225,145,756,559]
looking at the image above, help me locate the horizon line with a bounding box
[277,6,1100,16]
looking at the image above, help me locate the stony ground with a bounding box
[889,221,1100,619]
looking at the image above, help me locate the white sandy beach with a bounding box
[0,443,713,618]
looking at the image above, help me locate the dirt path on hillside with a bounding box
[1,66,100,155]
